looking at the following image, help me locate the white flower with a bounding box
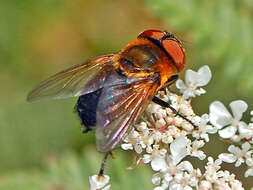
[200,157,245,189]
[143,146,168,172]
[161,131,174,144]
[157,159,198,190]
[209,100,248,139]
[89,174,111,190]
[245,165,253,177]
[121,122,154,154]
[118,65,248,189]
[121,143,133,150]
[204,157,222,183]
[176,65,211,99]
[251,110,253,122]
[219,142,253,167]
[238,122,253,141]
[199,180,212,190]
[152,173,162,186]
[229,178,244,190]
[192,114,217,142]
[168,173,193,190]
[177,161,194,173]
[165,161,199,190]
[151,154,167,172]
[213,171,244,190]
[170,136,191,164]
[147,103,162,114]
[156,118,167,128]
[190,140,206,160]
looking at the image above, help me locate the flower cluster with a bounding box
[89,65,252,190]
[210,100,253,178]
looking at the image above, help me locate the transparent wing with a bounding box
[27,54,115,102]
[95,70,158,152]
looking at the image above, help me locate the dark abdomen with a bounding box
[75,88,103,132]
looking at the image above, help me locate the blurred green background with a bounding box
[0,0,252,189]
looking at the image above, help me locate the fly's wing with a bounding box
[27,54,115,102]
[95,71,158,152]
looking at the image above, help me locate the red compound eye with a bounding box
[162,39,185,71]
[138,29,185,71]
[137,29,164,40]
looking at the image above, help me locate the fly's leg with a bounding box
[98,152,111,176]
[152,96,198,129]
[153,74,197,128]
[82,126,92,133]
[160,74,178,94]
[165,74,179,86]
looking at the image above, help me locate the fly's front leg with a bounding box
[160,74,179,94]
[165,74,179,87]
[152,96,198,129]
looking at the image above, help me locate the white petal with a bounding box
[121,144,133,150]
[185,69,199,86]
[134,143,143,154]
[136,122,147,132]
[245,168,253,177]
[218,126,237,138]
[192,150,206,160]
[130,130,140,138]
[184,186,193,190]
[228,145,240,154]
[195,88,206,96]
[229,100,248,120]
[199,180,212,189]
[170,136,189,157]
[242,142,250,151]
[235,159,243,167]
[151,155,167,171]
[218,153,237,163]
[201,134,210,142]
[206,125,218,134]
[231,135,241,142]
[142,154,151,164]
[170,136,188,156]
[246,157,253,166]
[163,173,173,183]
[156,118,166,128]
[201,113,209,122]
[160,148,167,156]
[152,173,161,185]
[89,175,110,189]
[177,161,193,173]
[154,187,164,190]
[192,140,205,148]
[146,146,153,154]
[102,185,111,190]
[176,79,187,90]
[238,122,252,138]
[170,136,190,164]
[209,101,232,128]
[196,65,212,86]
[170,183,183,190]
[207,156,214,163]
[183,89,195,99]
